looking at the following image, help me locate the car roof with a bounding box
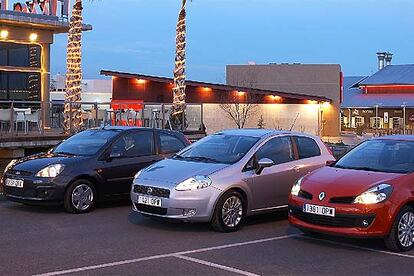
[373,135,414,142]
[215,129,307,138]
[90,126,173,133]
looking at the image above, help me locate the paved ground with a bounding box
[1,197,414,276]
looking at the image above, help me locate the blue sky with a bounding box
[51,0,414,82]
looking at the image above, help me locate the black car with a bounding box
[1,127,190,213]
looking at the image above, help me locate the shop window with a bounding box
[392,117,402,129]
[355,116,364,127]
[0,42,41,68]
[0,71,41,101]
[370,117,383,129]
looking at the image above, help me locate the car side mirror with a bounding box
[256,158,274,175]
[326,160,336,166]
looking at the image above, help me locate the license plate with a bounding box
[303,204,335,217]
[138,195,162,207]
[5,178,24,188]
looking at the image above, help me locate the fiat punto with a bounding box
[289,136,414,252]
[131,129,334,232]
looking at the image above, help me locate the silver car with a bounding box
[131,129,335,232]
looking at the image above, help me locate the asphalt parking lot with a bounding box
[1,197,414,276]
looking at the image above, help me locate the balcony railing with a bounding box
[0,100,204,137]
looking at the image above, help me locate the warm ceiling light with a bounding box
[270,95,282,101]
[0,30,8,39]
[322,101,331,108]
[237,91,246,96]
[202,87,212,91]
[307,100,318,104]
[29,33,38,41]
[136,79,146,84]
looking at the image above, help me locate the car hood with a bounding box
[138,159,229,184]
[301,166,404,197]
[11,153,85,174]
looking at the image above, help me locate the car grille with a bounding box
[7,170,32,177]
[135,203,167,215]
[329,196,356,204]
[133,185,170,198]
[289,205,375,228]
[298,190,313,200]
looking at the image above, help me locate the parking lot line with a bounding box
[300,235,414,260]
[174,255,260,276]
[33,234,301,276]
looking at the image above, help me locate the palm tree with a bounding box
[170,0,189,130]
[63,0,84,134]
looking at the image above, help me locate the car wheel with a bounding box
[64,180,96,214]
[385,206,414,252]
[211,190,246,232]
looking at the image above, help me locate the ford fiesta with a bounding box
[2,127,189,213]
[289,136,414,252]
[131,129,334,232]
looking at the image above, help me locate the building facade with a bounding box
[101,70,332,136]
[226,64,342,137]
[342,54,414,134]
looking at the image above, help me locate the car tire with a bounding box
[211,190,246,233]
[64,179,96,214]
[385,206,414,252]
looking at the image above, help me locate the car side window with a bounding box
[294,136,321,159]
[256,136,295,165]
[111,131,154,158]
[159,133,186,154]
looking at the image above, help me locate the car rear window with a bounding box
[294,136,321,159]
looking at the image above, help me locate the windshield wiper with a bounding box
[181,156,220,163]
[334,165,383,172]
[54,151,76,156]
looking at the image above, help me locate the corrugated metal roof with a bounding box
[355,65,414,86]
[342,77,414,108]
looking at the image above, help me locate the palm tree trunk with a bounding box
[170,0,187,130]
[64,0,83,134]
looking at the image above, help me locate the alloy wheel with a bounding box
[398,211,414,248]
[221,196,243,228]
[71,184,94,211]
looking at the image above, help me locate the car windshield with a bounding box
[174,134,259,164]
[334,139,414,174]
[53,130,119,156]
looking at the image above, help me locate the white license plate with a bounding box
[5,178,24,188]
[303,204,335,217]
[138,195,162,207]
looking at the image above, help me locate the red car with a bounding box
[289,136,414,252]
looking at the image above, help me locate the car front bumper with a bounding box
[1,173,70,205]
[288,195,393,238]
[130,179,222,222]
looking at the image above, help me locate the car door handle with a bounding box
[292,165,302,172]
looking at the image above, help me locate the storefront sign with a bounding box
[361,109,374,114]
[8,0,69,17]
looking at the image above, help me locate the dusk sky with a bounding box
[51,0,414,83]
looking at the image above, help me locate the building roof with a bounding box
[342,76,414,108]
[355,65,414,86]
[0,10,92,33]
[101,70,332,103]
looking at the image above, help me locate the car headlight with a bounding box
[4,159,17,173]
[354,184,393,204]
[291,177,303,196]
[175,176,212,191]
[36,164,65,178]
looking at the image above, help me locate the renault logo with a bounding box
[147,187,153,195]
[318,192,326,201]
